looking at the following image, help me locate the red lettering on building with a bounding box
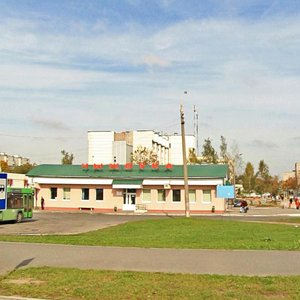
[109,163,119,170]
[125,162,133,170]
[165,163,173,170]
[93,163,103,170]
[152,162,159,169]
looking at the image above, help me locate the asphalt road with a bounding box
[1,242,300,277]
[0,208,300,279]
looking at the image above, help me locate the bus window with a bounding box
[7,194,23,209]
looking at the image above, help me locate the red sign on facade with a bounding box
[109,163,119,170]
[152,162,159,169]
[165,163,173,170]
[125,162,133,170]
[93,163,103,170]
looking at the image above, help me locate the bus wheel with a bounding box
[16,212,23,223]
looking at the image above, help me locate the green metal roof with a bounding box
[27,164,228,179]
[112,179,143,185]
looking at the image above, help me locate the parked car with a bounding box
[233,199,243,207]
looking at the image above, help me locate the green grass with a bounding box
[1,218,300,250]
[1,267,300,299]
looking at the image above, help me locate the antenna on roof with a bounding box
[193,105,199,155]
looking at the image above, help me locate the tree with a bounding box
[10,163,35,174]
[61,150,74,165]
[255,160,271,195]
[282,176,297,191]
[257,160,269,179]
[131,146,158,164]
[0,160,11,172]
[201,138,218,164]
[187,148,201,164]
[220,135,228,163]
[219,137,243,184]
[242,162,255,193]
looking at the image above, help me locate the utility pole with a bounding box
[180,104,190,217]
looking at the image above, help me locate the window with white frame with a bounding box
[142,189,151,203]
[172,189,181,202]
[202,189,212,203]
[63,188,71,200]
[96,189,104,201]
[82,188,89,200]
[189,190,196,203]
[157,189,166,202]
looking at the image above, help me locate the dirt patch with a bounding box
[5,278,45,285]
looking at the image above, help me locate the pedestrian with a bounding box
[289,197,293,208]
[41,197,45,210]
[295,197,300,210]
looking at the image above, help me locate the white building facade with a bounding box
[88,130,195,165]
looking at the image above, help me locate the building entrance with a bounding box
[123,189,136,211]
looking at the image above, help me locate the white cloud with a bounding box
[0,11,300,174]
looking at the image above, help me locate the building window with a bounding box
[189,190,196,203]
[63,188,70,200]
[157,189,166,202]
[172,189,181,202]
[96,189,104,201]
[143,189,151,203]
[203,190,211,203]
[82,188,89,200]
[50,187,57,200]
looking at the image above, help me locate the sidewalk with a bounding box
[1,241,300,277]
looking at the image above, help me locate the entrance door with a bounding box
[123,190,136,211]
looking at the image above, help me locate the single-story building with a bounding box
[27,163,229,214]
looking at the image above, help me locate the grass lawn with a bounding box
[0,218,300,250]
[1,266,300,300]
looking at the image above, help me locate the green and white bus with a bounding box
[0,173,34,223]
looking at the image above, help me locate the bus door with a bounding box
[23,193,33,218]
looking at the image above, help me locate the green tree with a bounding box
[255,160,271,195]
[242,162,255,193]
[131,146,158,164]
[61,150,74,165]
[257,160,269,179]
[201,138,218,164]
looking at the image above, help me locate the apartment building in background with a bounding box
[88,130,195,165]
[0,153,30,167]
[296,162,300,185]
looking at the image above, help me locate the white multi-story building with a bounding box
[168,134,196,165]
[0,153,30,167]
[88,130,195,165]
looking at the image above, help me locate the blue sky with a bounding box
[0,0,299,176]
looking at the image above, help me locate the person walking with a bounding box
[289,197,293,208]
[295,197,300,210]
[41,197,45,210]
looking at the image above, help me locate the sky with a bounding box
[0,0,299,176]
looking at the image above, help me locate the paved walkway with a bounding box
[1,241,300,277]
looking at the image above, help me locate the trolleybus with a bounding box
[0,173,34,223]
